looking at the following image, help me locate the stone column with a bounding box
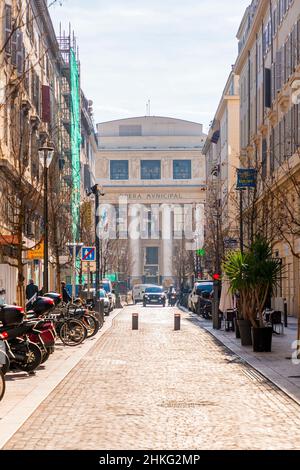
[129,205,142,284]
[161,204,173,286]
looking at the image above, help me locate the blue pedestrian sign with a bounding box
[81,246,96,262]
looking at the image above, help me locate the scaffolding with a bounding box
[57,27,81,243]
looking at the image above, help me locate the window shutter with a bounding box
[276,50,282,92]
[288,33,292,78]
[41,85,51,123]
[16,31,24,75]
[281,46,285,86]
[11,29,17,66]
[4,4,12,54]
[264,68,272,108]
[292,24,297,73]
[297,20,300,66]
[271,62,275,103]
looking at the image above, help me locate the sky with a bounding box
[49,0,250,133]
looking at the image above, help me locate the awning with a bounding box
[0,235,19,246]
[219,277,235,313]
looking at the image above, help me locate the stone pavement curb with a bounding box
[180,306,300,407]
[0,308,123,449]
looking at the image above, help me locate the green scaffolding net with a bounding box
[70,48,81,243]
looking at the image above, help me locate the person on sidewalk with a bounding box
[61,281,72,304]
[0,289,6,306]
[26,279,39,301]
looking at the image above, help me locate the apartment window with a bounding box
[141,160,161,180]
[119,125,142,136]
[145,247,159,265]
[110,160,129,180]
[173,160,192,179]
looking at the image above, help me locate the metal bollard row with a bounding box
[132,313,181,331]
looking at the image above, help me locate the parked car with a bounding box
[143,286,166,307]
[99,289,110,316]
[100,279,116,311]
[132,284,156,304]
[188,281,214,313]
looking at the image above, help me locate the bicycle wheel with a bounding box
[82,314,100,338]
[59,319,87,346]
[0,371,5,401]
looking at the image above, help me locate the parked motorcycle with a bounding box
[0,304,44,374]
[0,327,43,374]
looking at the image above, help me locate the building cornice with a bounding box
[235,0,268,74]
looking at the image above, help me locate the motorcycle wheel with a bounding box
[0,348,10,376]
[59,319,87,347]
[40,348,51,365]
[18,342,43,373]
[0,358,10,376]
[0,371,5,402]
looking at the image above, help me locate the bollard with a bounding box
[132,313,139,330]
[94,299,104,325]
[284,299,288,328]
[174,313,181,331]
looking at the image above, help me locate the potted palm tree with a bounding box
[223,237,282,352]
[223,250,254,346]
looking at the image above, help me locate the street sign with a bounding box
[27,239,44,260]
[224,238,238,249]
[196,249,206,257]
[81,246,96,262]
[67,244,83,258]
[237,169,257,189]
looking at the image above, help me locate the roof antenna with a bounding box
[146,99,151,117]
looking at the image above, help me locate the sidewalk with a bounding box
[0,308,123,448]
[3,306,300,450]
[186,310,300,404]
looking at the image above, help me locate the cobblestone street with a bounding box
[3,306,300,450]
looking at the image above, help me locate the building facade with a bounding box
[203,71,240,273]
[0,0,95,303]
[96,116,207,287]
[235,0,300,316]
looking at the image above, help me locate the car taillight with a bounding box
[0,331,9,340]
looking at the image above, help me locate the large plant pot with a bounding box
[234,318,241,339]
[251,327,273,352]
[237,319,252,346]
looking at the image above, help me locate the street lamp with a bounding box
[87,184,105,297]
[39,144,54,293]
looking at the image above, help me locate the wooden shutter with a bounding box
[16,31,24,75]
[276,50,282,92]
[264,68,272,108]
[42,85,51,123]
[11,29,17,66]
[4,4,12,54]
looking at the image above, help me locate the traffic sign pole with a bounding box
[72,245,76,300]
[87,263,91,299]
[67,243,83,301]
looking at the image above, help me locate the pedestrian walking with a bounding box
[26,279,39,301]
[0,289,6,306]
[61,281,72,303]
